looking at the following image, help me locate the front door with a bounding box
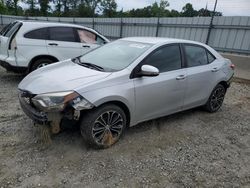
[133,44,187,123]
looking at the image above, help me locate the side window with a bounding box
[49,27,76,42]
[143,44,182,73]
[77,29,96,44]
[184,45,208,67]
[24,28,48,40]
[207,51,216,63]
[96,35,106,45]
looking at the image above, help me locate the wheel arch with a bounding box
[96,100,131,127]
[28,55,59,73]
[218,80,230,90]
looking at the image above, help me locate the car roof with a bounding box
[16,20,96,32]
[121,37,206,46]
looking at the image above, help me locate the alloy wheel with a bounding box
[92,111,124,146]
[210,86,225,111]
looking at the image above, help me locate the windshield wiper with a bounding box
[72,57,104,71]
[80,62,104,71]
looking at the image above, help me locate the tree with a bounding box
[39,0,50,16]
[181,3,198,17]
[53,0,62,16]
[80,0,101,16]
[6,0,19,15]
[78,3,93,17]
[169,9,180,17]
[101,0,117,17]
[0,0,8,14]
[23,0,38,16]
[6,0,23,15]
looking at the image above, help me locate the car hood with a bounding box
[18,59,112,94]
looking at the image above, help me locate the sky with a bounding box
[116,0,250,16]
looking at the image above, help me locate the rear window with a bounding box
[48,27,76,42]
[24,28,48,40]
[4,22,22,37]
[0,23,14,35]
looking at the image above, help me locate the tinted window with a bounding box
[77,29,96,44]
[0,23,14,35]
[207,51,216,63]
[184,45,208,67]
[5,22,22,37]
[144,45,182,73]
[24,28,48,40]
[49,27,76,42]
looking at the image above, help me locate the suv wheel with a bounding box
[80,104,127,149]
[31,58,53,72]
[204,84,226,112]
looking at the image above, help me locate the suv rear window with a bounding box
[48,27,76,42]
[0,22,14,35]
[24,28,48,40]
[4,22,22,38]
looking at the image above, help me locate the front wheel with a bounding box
[204,84,226,112]
[30,58,53,72]
[80,104,127,149]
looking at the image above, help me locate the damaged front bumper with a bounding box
[19,94,48,125]
[19,94,80,134]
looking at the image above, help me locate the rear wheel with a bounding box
[80,104,127,149]
[30,58,53,72]
[204,84,226,112]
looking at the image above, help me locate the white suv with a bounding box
[0,21,109,73]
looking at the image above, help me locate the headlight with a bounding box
[32,91,93,112]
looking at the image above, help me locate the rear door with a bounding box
[46,26,82,60]
[0,22,21,61]
[16,27,48,67]
[133,44,187,122]
[75,28,106,54]
[182,44,218,109]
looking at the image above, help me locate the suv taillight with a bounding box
[230,64,235,70]
[10,38,17,50]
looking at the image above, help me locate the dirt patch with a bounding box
[0,67,250,187]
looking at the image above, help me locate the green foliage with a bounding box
[0,0,222,17]
[181,3,198,17]
[101,0,116,17]
[0,1,8,14]
[5,0,24,15]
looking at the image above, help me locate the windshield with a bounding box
[79,40,152,71]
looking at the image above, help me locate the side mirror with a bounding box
[139,65,159,77]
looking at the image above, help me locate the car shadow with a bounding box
[46,107,205,151]
[0,70,24,84]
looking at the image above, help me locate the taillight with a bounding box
[230,64,235,70]
[10,38,17,50]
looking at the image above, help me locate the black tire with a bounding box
[30,58,53,72]
[80,104,127,149]
[204,84,226,113]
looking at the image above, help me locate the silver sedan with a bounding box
[18,37,234,149]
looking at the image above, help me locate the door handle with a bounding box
[211,67,219,72]
[48,43,58,46]
[176,75,186,80]
[82,45,90,48]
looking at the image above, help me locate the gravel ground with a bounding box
[0,67,250,188]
